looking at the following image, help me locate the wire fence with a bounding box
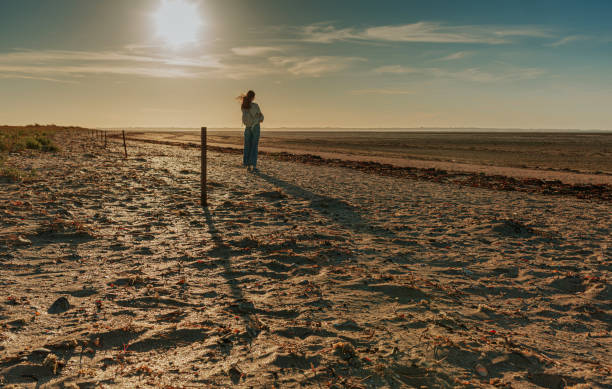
[93,127,208,206]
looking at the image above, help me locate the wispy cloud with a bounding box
[269,56,365,76]
[212,63,278,80]
[231,46,283,56]
[350,88,413,95]
[0,48,363,81]
[547,35,587,47]
[429,68,504,82]
[301,24,358,43]
[373,64,545,83]
[0,49,222,80]
[0,64,205,78]
[439,51,470,61]
[0,73,75,83]
[373,65,417,74]
[301,22,553,44]
[431,67,545,82]
[0,49,221,68]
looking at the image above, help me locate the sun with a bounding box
[153,0,203,47]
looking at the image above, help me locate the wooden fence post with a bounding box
[122,130,127,158]
[201,127,207,207]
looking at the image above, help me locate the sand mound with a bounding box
[491,218,536,237]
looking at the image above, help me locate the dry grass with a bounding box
[0,125,62,153]
[0,125,70,181]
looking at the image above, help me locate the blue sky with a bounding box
[0,0,611,129]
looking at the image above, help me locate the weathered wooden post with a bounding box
[201,126,207,207]
[104,131,107,149]
[122,130,127,158]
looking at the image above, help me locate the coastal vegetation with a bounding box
[0,125,61,153]
[0,125,63,181]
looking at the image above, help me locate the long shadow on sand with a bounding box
[255,171,395,239]
[203,208,246,303]
[203,207,280,359]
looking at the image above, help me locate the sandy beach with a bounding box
[1,130,610,388]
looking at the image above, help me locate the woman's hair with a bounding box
[238,90,255,110]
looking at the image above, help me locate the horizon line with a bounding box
[2,123,610,132]
[96,125,612,132]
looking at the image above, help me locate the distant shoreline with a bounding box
[121,130,612,184]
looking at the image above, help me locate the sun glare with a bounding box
[153,0,202,47]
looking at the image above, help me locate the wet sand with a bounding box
[1,130,610,388]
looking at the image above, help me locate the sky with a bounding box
[0,0,611,129]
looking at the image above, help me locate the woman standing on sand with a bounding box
[239,90,264,172]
